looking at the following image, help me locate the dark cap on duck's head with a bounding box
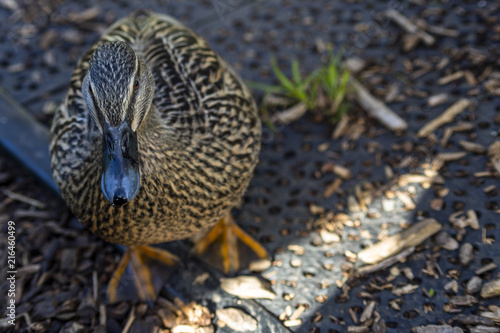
[83,41,155,131]
[81,40,156,208]
[88,41,137,127]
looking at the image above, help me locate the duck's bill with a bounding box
[101,121,140,207]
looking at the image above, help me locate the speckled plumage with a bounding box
[50,11,261,246]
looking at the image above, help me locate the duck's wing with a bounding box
[133,12,258,137]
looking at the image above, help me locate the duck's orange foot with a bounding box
[192,214,269,274]
[107,245,179,303]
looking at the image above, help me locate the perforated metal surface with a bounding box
[1,1,500,332]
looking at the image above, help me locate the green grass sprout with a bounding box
[249,49,351,125]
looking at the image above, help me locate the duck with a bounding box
[50,10,267,303]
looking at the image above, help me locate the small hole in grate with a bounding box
[260,235,274,244]
[453,189,467,196]
[294,171,305,179]
[485,224,495,231]
[477,121,489,129]
[386,322,398,329]
[485,188,498,197]
[481,258,493,266]
[276,177,290,187]
[284,150,296,159]
[485,201,498,210]
[303,271,316,278]
[453,201,465,210]
[403,310,419,319]
[264,170,276,178]
[268,206,281,215]
[423,302,436,312]
[279,228,290,236]
[301,143,312,152]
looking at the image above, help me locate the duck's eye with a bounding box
[133,79,139,91]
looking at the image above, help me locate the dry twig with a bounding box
[418,99,471,138]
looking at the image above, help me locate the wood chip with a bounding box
[392,284,419,296]
[431,152,467,171]
[249,259,271,272]
[386,9,435,46]
[333,115,350,139]
[271,102,307,124]
[349,307,358,324]
[435,231,459,251]
[373,320,386,333]
[459,140,486,154]
[395,191,416,210]
[359,301,376,323]
[427,93,449,107]
[66,7,101,22]
[449,210,480,230]
[283,319,302,327]
[418,21,459,37]
[344,57,366,74]
[450,295,478,306]
[398,174,445,186]
[3,189,46,208]
[466,210,480,230]
[445,280,459,293]
[453,314,494,326]
[469,326,500,333]
[487,141,500,175]
[322,163,353,179]
[356,246,415,277]
[320,229,341,244]
[441,121,475,146]
[16,264,41,277]
[216,308,257,332]
[418,99,471,138]
[220,276,276,299]
[121,305,136,333]
[347,326,369,333]
[464,70,478,86]
[172,325,195,333]
[439,71,465,85]
[324,178,343,198]
[480,306,500,323]
[289,304,306,321]
[14,210,52,219]
[411,325,464,333]
[476,263,498,275]
[309,203,326,215]
[466,276,483,294]
[459,243,474,266]
[350,78,408,131]
[481,279,500,299]
[263,94,292,107]
[357,218,442,264]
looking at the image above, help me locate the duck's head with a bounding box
[82,41,155,208]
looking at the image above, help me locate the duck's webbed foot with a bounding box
[108,245,179,303]
[192,214,269,274]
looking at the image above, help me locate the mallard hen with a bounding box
[50,10,267,302]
